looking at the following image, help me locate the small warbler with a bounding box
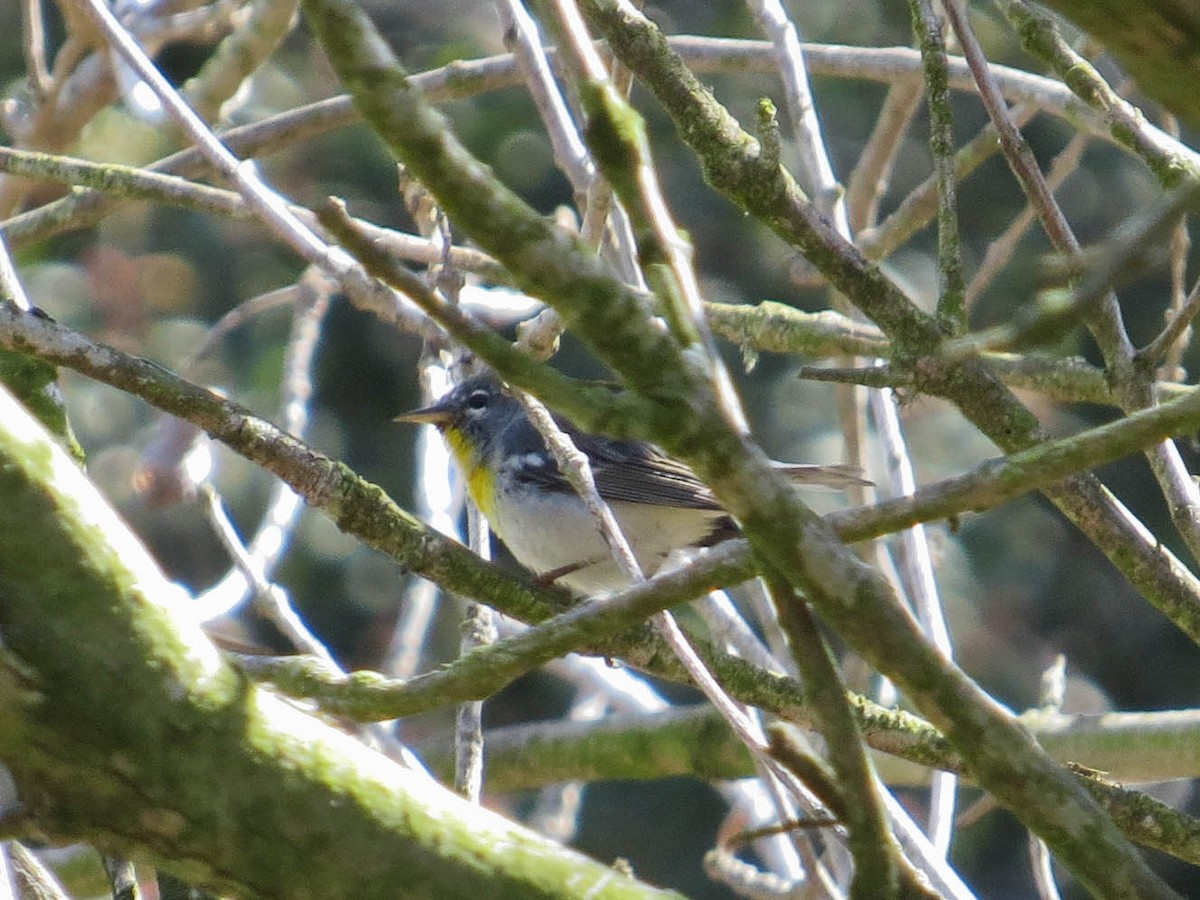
[397,373,868,595]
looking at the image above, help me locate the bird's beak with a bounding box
[394,398,453,426]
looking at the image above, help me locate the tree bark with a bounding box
[0,385,681,900]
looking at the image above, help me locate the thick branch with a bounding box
[1037,0,1200,131]
[0,384,682,900]
[300,0,1178,893]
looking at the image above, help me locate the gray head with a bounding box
[394,373,528,464]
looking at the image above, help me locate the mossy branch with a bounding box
[414,706,1200,867]
[299,0,1179,892]
[0,382,684,900]
[579,0,1200,681]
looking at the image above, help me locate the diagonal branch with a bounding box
[0,382,687,900]
[301,0,1177,893]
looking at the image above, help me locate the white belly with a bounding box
[488,487,725,595]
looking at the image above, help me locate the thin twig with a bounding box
[765,575,927,898]
[966,131,1089,307]
[7,843,71,900]
[194,272,332,621]
[0,232,32,313]
[870,389,957,858]
[877,788,976,900]
[181,0,298,124]
[456,507,494,802]
[1162,147,1193,383]
[745,0,848,233]
[909,0,965,332]
[860,104,1037,262]
[1028,654,1068,900]
[498,0,593,193]
[943,0,1075,252]
[64,0,422,337]
[386,363,463,679]
[1140,276,1200,371]
[999,0,1200,185]
[696,591,784,674]
[845,77,923,235]
[21,0,52,97]
[199,484,337,665]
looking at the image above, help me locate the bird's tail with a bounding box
[774,462,873,489]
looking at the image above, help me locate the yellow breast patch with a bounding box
[443,426,498,521]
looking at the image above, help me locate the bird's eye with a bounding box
[467,390,490,411]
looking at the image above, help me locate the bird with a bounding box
[397,372,869,595]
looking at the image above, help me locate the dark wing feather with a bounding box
[502,411,868,506]
[578,432,724,509]
[503,416,722,510]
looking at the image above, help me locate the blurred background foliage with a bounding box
[3,0,1200,896]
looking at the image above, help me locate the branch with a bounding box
[7,39,1197,253]
[11,288,1200,748]
[908,0,965,332]
[301,0,1178,892]
[1031,0,1200,132]
[580,0,1200,700]
[0,383,683,900]
[417,706,1200,867]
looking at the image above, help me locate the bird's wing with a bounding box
[503,422,723,510]
[506,421,869,506]
[581,434,725,509]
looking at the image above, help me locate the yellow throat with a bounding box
[442,425,499,521]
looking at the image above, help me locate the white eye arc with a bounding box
[466,390,490,411]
